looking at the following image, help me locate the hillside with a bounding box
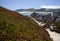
[0,7,52,41]
[51,22,60,33]
[16,8,60,12]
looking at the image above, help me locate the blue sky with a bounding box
[0,0,60,10]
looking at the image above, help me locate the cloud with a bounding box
[41,5,60,9]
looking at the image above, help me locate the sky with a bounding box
[0,0,60,10]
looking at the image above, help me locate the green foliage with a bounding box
[53,22,60,33]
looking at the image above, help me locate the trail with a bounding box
[46,29,60,41]
[33,18,60,41]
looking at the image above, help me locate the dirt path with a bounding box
[46,28,60,41]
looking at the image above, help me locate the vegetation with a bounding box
[52,22,60,33]
[0,7,52,41]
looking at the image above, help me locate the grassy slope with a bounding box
[0,7,52,41]
[52,22,60,33]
